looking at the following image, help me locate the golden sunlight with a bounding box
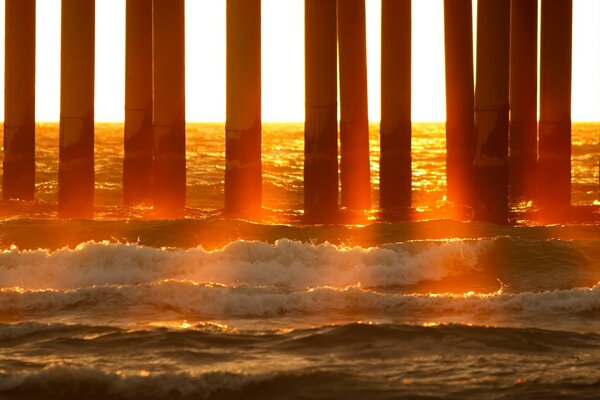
[0,0,597,122]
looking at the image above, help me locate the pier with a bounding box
[2,0,598,223]
[58,0,95,218]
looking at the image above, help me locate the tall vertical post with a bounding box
[473,0,511,223]
[59,0,95,218]
[3,0,36,201]
[124,0,153,206]
[538,0,572,212]
[152,0,186,216]
[444,0,475,206]
[338,0,370,211]
[380,0,411,211]
[509,0,538,201]
[225,0,262,219]
[304,0,338,222]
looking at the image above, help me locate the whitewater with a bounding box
[0,123,599,399]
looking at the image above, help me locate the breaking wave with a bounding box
[0,237,599,325]
[1,277,600,322]
[0,239,487,290]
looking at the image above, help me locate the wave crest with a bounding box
[0,239,485,290]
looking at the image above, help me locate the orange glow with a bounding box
[0,0,596,122]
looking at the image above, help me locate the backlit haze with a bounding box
[0,0,597,122]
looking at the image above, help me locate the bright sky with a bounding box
[0,0,598,122]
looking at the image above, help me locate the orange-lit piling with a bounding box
[304,0,338,222]
[225,0,262,220]
[538,0,572,212]
[338,0,370,211]
[59,0,95,218]
[152,0,186,217]
[3,0,36,201]
[124,0,153,206]
[380,0,411,212]
[443,0,475,206]
[509,0,538,201]
[473,0,510,223]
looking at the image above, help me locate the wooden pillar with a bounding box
[380,0,411,211]
[338,0,370,211]
[509,0,538,201]
[538,0,572,211]
[304,0,338,222]
[3,0,36,201]
[444,0,475,206]
[124,0,153,206]
[225,0,262,219]
[59,0,95,218]
[473,0,510,223]
[152,0,186,216]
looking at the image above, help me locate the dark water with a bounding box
[0,123,599,398]
[1,230,600,399]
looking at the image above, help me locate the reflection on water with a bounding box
[0,123,599,399]
[0,122,597,220]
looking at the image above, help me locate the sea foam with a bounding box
[0,239,485,290]
[1,279,600,321]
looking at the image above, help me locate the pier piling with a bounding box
[380,0,412,212]
[443,0,475,207]
[225,0,262,219]
[304,0,339,222]
[538,0,572,212]
[152,0,186,217]
[59,0,95,218]
[473,0,511,223]
[124,0,154,206]
[1,0,595,222]
[338,0,371,211]
[509,0,538,202]
[3,0,36,201]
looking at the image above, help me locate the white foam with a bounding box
[2,280,600,320]
[0,239,485,290]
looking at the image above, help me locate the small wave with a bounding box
[1,324,600,400]
[0,322,117,342]
[0,239,486,290]
[0,366,378,400]
[2,280,600,322]
[1,237,598,293]
[4,321,598,357]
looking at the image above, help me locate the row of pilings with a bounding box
[2,0,587,222]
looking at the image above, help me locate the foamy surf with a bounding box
[0,124,598,398]
[2,276,600,327]
[1,237,599,292]
[0,239,487,290]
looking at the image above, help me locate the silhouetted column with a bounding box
[538,0,572,211]
[3,0,35,201]
[124,0,153,206]
[474,0,510,223]
[509,0,538,201]
[338,0,370,211]
[152,0,186,216]
[59,0,95,218]
[304,0,338,221]
[225,0,262,219]
[444,0,475,206]
[380,0,411,211]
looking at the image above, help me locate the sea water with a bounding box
[0,123,599,399]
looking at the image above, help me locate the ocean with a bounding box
[0,122,599,399]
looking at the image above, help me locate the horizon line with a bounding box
[17,119,600,124]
